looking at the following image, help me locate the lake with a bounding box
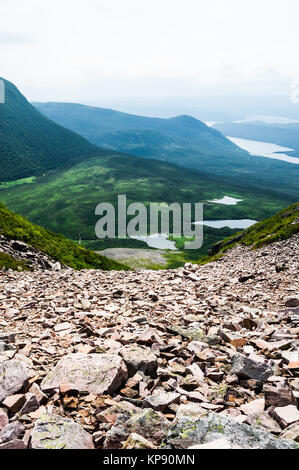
[131,233,178,250]
[130,218,257,250]
[193,219,257,229]
[227,136,299,165]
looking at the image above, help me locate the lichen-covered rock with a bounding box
[30,413,94,449]
[245,411,282,434]
[164,412,298,449]
[96,401,139,424]
[119,346,158,377]
[167,326,206,342]
[0,359,30,403]
[188,437,239,449]
[104,408,170,449]
[41,353,128,395]
[175,403,206,421]
[122,433,156,449]
[280,423,299,442]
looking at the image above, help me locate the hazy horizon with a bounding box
[1,0,299,109]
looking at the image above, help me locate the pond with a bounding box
[208,196,243,205]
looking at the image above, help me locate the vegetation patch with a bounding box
[0,202,128,271]
[203,202,299,262]
[0,252,30,271]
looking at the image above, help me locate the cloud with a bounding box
[1,0,299,101]
[0,33,36,44]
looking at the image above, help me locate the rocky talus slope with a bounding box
[0,235,298,449]
[0,235,64,271]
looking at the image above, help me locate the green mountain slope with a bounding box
[33,102,299,199]
[0,202,128,271]
[0,78,107,182]
[206,202,299,261]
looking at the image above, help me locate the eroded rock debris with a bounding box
[0,235,298,449]
[0,235,63,271]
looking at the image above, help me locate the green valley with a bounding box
[0,153,293,264]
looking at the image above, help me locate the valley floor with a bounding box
[97,247,170,269]
[0,235,298,449]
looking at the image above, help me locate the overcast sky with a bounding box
[1,0,299,103]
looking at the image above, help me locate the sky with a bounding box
[1,0,299,104]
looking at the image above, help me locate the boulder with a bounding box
[218,329,246,348]
[0,421,25,443]
[41,353,128,395]
[280,423,299,442]
[137,328,164,345]
[270,405,299,429]
[2,394,26,413]
[122,433,156,449]
[104,408,170,449]
[231,354,272,381]
[240,398,265,415]
[143,391,180,411]
[120,346,158,377]
[19,393,40,415]
[245,411,282,434]
[164,411,298,449]
[28,383,47,405]
[175,403,206,421]
[0,439,27,449]
[285,297,299,308]
[30,413,94,449]
[0,359,30,403]
[96,401,138,424]
[264,384,296,408]
[188,437,238,449]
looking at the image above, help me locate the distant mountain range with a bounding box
[33,101,249,166]
[33,101,299,199]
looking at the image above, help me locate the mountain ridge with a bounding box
[33,100,299,199]
[0,78,107,182]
